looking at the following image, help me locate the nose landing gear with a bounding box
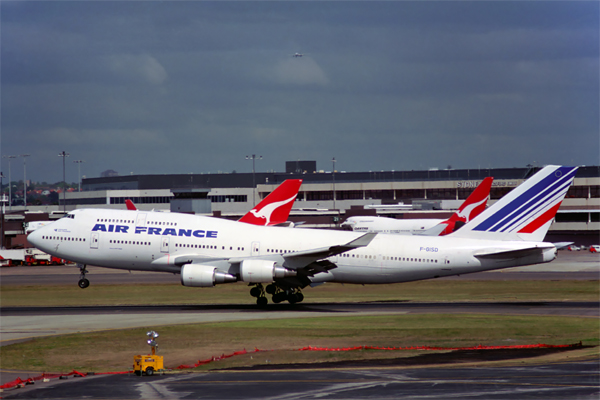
[78,264,90,289]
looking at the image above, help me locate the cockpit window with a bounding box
[61,214,75,220]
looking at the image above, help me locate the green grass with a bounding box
[2,279,598,307]
[1,314,598,373]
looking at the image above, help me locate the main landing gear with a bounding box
[78,264,90,289]
[249,283,304,305]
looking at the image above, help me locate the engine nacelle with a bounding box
[181,264,237,287]
[239,259,296,283]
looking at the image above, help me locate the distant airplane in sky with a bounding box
[292,53,304,57]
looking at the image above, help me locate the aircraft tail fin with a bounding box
[438,176,493,235]
[448,166,578,242]
[125,199,137,211]
[238,179,303,226]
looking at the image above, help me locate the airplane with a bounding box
[341,177,494,236]
[292,53,304,57]
[27,166,577,305]
[123,179,303,226]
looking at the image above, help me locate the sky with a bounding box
[1,1,598,184]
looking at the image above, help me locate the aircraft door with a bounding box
[161,236,170,253]
[90,232,99,249]
[251,241,260,256]
[136,213,147,227]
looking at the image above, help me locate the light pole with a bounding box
[73,160,84,192]
[20,154,30,208]
[245,154,262,206]
[0,171,4,249]
[58,151,70,213]
[331,157,336,211]
[3,155,17,210]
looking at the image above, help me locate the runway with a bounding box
[3,361,598,399]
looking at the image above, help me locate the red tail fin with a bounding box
[438,177,493,235]
[125,199,137,211]
[239,179,302,226]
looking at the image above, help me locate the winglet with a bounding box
[336,232,378,249]
[283,232,377,270]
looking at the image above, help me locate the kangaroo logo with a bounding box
[249,194,297,226]
[456,196,489,222]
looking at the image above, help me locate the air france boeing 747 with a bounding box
[27,166,577,305]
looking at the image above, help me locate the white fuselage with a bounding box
[342,216,444,235]
[28,208,556,285]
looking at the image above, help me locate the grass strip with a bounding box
[2,279,598,306]
[1,314,597,373]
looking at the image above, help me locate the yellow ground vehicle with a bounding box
[133,354,164,376]
[133,330,164,376]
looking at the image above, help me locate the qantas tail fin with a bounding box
[238,179,302,226]
[449,166,578,242]
[125,199,137,211]
[437,177,493,235]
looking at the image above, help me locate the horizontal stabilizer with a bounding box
[552,242,573,250]
[473,246,552,260]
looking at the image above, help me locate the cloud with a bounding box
[272,57,329,86]
[107,54,168,85]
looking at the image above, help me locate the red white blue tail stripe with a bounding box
[472,166,577,234]
[450,165,578,242]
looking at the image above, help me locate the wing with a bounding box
[151,233,377,281]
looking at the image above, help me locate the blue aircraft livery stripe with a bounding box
[473,166,577,232]
[478,166,577,232]
[497,177,574,233]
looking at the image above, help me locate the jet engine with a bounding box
[239,259,296,283]
[180,264,237,287]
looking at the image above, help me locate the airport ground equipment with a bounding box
[133,331,164,376]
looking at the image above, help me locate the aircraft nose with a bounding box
[27,226,45,249]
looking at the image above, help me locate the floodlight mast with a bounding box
[245,154,262,206]
[58,151,70,213]
[20,154,30,208]
[3,155,17,210]
[146,330,159,355]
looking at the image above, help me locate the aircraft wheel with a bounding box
[272,292,285,304]
[287,294,298,304]
[296,292,304,303]
[249,287,262,298]
[265,284,277,295]
[78,279,90,289]
[257,297,268,306]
